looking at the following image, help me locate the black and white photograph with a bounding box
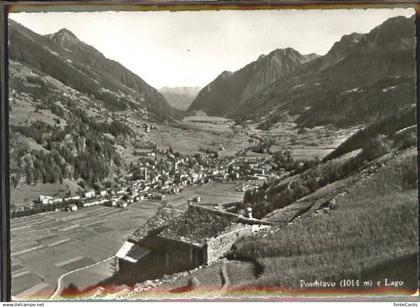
[5,4,418,301]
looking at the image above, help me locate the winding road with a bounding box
[49,256,115,300]
[210,262,231,299]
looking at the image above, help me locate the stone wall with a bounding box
[205,224,270,264]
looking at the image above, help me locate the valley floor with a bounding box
[11,115,354,207]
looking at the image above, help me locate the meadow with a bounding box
[149,117,252,157]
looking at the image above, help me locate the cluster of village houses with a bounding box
[12,145,281,217]
[113,112,155,132]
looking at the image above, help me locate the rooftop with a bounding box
[158,205,238,245]
[128,204,272,246]
[128,206,184,243]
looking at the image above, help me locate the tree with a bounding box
[24,165,33,185]
[362,135,392,161]
[396,131,416,150]
[78,179,85,189]
[244,190,253,203]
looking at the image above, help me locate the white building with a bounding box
[51,197,63,204]
[39,195,53,205]
[84,191,96,199]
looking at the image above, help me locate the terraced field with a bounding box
[11,182,244,299]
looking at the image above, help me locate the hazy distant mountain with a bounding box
[159,86,201,111]
[188,48,317,116]
[189,15,415,129]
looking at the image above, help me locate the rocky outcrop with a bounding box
[188,48,314,116]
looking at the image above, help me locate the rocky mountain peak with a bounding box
[219,71,233,79]
[325,32,364,62]
[255,48,303,64]
[47,28,79,41]
[303,53,321,62]
[323,15,414,69]
[367,15,415,46]
[257,54,266,61]
[267,47,302,60]
[45,28,81,50]
[340,32,364,45]
[56,28,78,38]
[189,47,309,115]
[9,20,176,120]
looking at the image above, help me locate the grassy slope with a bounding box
[323,105,416,161]
[11,179,81,205]
[232,147,418,290]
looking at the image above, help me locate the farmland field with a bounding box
[149,115,358,161]
[11,182,244,299]
[11,202,158,298]
[149,117,252,157]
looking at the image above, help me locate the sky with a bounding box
[10,8,414,88]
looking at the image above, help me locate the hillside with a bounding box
[160,86,201,111]
[9,20,177,118]
[188,48,316,116]
[224,96,418,291]
[8,20,177,204]
[234,103,417,221]
[323,104,416,161]
[189,15,415,130]
[230,146,417,291]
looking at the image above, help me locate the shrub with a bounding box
[361,134,392,161]
[400,156,417,190]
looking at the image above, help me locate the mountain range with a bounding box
[188,48,319,116]
[189,15,415,129]
[9,20,177,119]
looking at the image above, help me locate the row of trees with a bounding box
[11,199,83,218]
